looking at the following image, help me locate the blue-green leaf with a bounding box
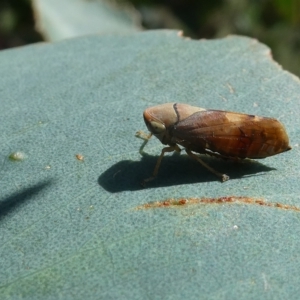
[0,30,299,299]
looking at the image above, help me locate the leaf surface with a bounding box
[0,30,300,299]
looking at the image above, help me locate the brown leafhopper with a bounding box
[137,103,291,183]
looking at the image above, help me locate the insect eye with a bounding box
[148,121,165,134]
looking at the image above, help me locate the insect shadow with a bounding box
[98,152,276,193]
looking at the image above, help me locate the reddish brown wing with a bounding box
[172,110,290,158]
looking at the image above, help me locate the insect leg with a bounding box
[185,149,230,182]
[143,145,180,185]
[135,131,153,154]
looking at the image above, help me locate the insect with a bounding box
[136,103,291,184]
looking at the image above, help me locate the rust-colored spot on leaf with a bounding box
[178,199,187,205]
[136,196,300,212]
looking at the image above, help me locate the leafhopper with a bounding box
[137,103,291,183]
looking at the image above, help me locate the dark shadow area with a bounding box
[0,180,53,221]
[98,153,275,192]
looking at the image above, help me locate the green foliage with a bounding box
[0,31,300,299]
[274,0,300,25]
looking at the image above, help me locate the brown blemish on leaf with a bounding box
[136,196,300,212]
[75,154,84,161]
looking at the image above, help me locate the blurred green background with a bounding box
[0,0,299,76]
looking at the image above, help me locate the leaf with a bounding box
[0,30,300,299]
[33,0,141,41]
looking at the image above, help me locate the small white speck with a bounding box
[262,273,270,290]
[294,144,298,147]
[45,165,51,169]
[233,225,238,230]
[253,102,258,107]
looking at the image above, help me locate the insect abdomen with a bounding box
[172,109,291,159]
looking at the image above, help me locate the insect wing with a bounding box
[172,110,290,158]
